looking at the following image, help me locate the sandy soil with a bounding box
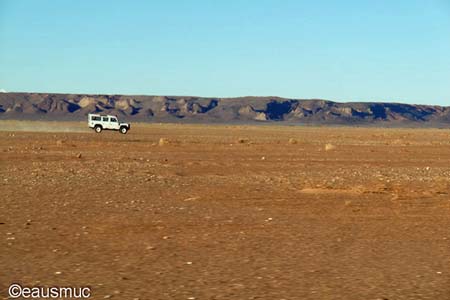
[1,122,450,300]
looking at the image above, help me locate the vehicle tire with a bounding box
[94,126,102,133]
[120,127,128,134]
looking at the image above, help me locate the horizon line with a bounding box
[0,90,445,107]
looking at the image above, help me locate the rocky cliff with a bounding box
[1,93,449,126]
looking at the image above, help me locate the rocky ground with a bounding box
[1,122,450,299]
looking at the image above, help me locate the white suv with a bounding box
[88,114,131,134]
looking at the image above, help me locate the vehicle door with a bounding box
[109,117,119,130]
[102,116,111,129]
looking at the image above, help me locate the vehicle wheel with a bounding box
[94,126,102,133]
[120,127,128,134]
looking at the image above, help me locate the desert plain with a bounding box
[1,121,450,300]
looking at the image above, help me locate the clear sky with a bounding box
[0,0,449,105]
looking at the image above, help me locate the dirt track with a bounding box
[1,123,450,300]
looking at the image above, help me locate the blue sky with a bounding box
[0,0,449,105]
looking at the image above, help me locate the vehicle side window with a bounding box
[110,118,117,122]
[102,117,109,122]
[91,116,101,121]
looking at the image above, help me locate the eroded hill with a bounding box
[0,92,449,126]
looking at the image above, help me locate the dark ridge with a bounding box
[265,100,294,120]
[0,92,448,127]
